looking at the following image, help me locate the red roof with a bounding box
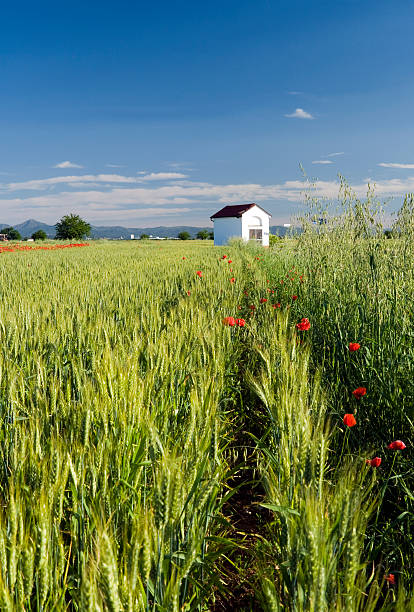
[210,203,271,219]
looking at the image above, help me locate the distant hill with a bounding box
[270,225,293,237]
[1,220,213,239]
[89,225,213,239]
[14,219,55,238]
[0,219,295,239]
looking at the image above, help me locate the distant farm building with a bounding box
[0,234,8,242]
[210,203,271,246]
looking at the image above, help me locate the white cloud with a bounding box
[2,171,414,225]
[4,175,138,191]
[140,172,187,181]
[166,162,194,171]
[287,91,303,95]
[79,207,193,221]
[312,160,333,165]
[327,152,344,157]
[284,108,314,119]
[106,163,125,168]
[53,161,84,169]
[3,172,188,192]
[378,162,414,169]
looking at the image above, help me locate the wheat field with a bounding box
[0,202,412,610]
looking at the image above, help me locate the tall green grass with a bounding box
[0,219,412,610]
[254,188,414,608]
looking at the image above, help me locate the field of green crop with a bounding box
[0,196,413,611]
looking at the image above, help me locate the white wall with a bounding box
[213,217,242,245]
[241,206,270,246]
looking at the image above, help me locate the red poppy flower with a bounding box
[343,413,357,427]
[235,318,246,327]
[222,254,227,259]
[349,343,360,352]
[366,456,381,467]
[249,304,256,310]
[384,574,396,585]
[273,303,281,309]
[352,387,366,399]
[292,295,298,301]
[228,260,232,264]
[230,277,235,283]
[182,257,186,260]
[296,318,310,331]
[196,271,202,277]
[388,440,406,450]
[186,291,191,296]
[244,291,249,296]
[260,298,267,303]
[222,317,236,327]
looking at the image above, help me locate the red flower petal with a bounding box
[388,440,406,450]
[343,413,357,427]
[352,387,366,399]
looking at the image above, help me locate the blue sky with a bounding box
[1,0,414,226]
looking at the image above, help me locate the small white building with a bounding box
[210,203,271,246]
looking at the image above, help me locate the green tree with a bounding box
[55,214,91,240]
[0,227,21,240]
[31,230,47,241]
[196,230,210,240]
[140,234,149,240]
[178,231,191,240]
[209,231,214,240]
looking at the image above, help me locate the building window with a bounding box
[249,229,262,240]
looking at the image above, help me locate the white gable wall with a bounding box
[213,217,242,246]
[241,206,270,246]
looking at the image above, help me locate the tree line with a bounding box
[0,215,92,241]
[1,216,214,241]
